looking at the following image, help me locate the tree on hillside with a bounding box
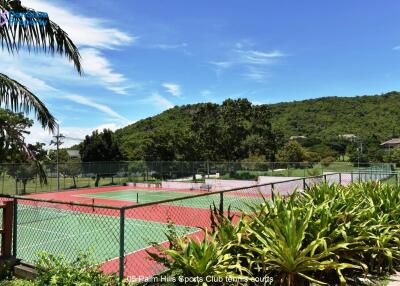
[0,109,33,162]
[48,149,70,163]
[328,137,348,161]
[80,130,122,162]
[243,104,280,161]
[191,103,221,161]
[277,141,309,166]
[7,143,47,194]
[219,98,253,160]
[79,129,122,186]
[59,159,82,189]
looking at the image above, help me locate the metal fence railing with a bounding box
[0,161,395,195]
[0,171,397,282]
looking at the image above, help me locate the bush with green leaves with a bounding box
[150,182,400,285]
[34,251,121,286]
[0,279,36,286]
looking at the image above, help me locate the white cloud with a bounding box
[210,44,285,81]
[149,93,175,110]
[25,122,130,148]
[243,67,270,82]
[80,48,129,94]
[64,94,129,122]
[2,0,137,94]
[209,61,234,70]
[4,67,55,92]
[29,0,135,49]
[200,89,211,97]
[150,43,188,50]
[235,50,285,65]
[393,46,400,51]
[162,83,182,97]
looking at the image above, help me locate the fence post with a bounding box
[351,172,353,183]
[119,208,125,281]
[219,192,224,215]
[339,173,342,186]
[302,178,306,190]
[323,175,327,183]
[1,201,13,258]
[12,199,17,257]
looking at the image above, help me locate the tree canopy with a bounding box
[114,92,400,163]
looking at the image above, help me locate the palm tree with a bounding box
[0,0,82,133]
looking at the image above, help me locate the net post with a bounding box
[302,178,306,190]
[351,172,353,183]
[119,208,125,281]
[323,174,327,183]
[396,173,399,187]
[12,199,17,257]
[136,193,139,204]
[219,192,224,215]
[339,173,342,186]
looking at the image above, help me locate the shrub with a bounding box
[0,280,36,286]
[35,251,121,286]
[320,156,336,167]
[151,182,400,285]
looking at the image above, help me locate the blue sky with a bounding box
[2,0,400,146]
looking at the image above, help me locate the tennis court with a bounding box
[15,202,199,276]
[11,184,272,278]
[77,188,268,210]
[9,172,396,280]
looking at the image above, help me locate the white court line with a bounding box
[18,215,194,253]
[20,224,76,237]
[18,201,210,237]
[74,189,190,201]
[101,228,202,265]
[18,224,113,251]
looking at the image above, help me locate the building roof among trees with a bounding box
[67,150,80,158]
[380,138,400,148]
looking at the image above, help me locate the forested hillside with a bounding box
[269,91,400,139]
[114,91,400,162]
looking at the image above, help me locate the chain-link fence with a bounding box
[1,171,396,282]
[0,161,395,195]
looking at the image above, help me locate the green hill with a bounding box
[115,91,400,161]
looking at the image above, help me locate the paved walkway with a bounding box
[388,272,400,286]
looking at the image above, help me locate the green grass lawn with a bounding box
[0,162,393,196]
[0,175,130,195]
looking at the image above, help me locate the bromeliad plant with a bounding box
[240,194,359,286]
[148,230,251,284]
[150,181,400,285]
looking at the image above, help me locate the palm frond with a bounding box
[0,73,56,131]
[0,0,82,74]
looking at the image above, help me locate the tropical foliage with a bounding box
[0,251,123,286]
[0,0,82,166]
[150,182,400,285]
[0,0,81,131]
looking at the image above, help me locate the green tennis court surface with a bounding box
[78,189,267,211]
[16,204,197,265]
